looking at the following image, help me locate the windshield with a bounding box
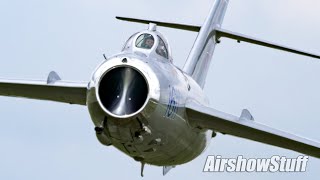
[122,33,138,51]
[135,34,154,49]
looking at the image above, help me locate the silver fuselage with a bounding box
[87,52,212,166]
[85,0,230,166]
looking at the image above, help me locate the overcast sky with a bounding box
[0,0,320,179]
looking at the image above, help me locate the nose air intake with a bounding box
[97,67,149,117]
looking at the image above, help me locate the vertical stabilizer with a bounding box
[183,0,229,88]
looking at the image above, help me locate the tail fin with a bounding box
[118,0,320,88]
[117,0,230,88]
[117,0,320,85]
[183,0,229,88]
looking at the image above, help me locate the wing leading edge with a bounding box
[185,101,320,158]
[0,71,88,105]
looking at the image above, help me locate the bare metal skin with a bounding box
[1,0,320,176]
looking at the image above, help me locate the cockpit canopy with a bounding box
[135,34,154,50]
[122,24,172,61]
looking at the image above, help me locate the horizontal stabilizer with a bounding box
[116,16,201,32]
[215,28,320,59]
[186,101,320,158]
[117,16,320,61]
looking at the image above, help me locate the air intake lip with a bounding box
[97,66,149,117]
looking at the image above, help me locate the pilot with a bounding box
[143,36,154,49]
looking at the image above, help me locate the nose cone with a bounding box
[98,67,149,116]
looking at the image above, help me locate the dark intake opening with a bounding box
[98,67,148,116]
